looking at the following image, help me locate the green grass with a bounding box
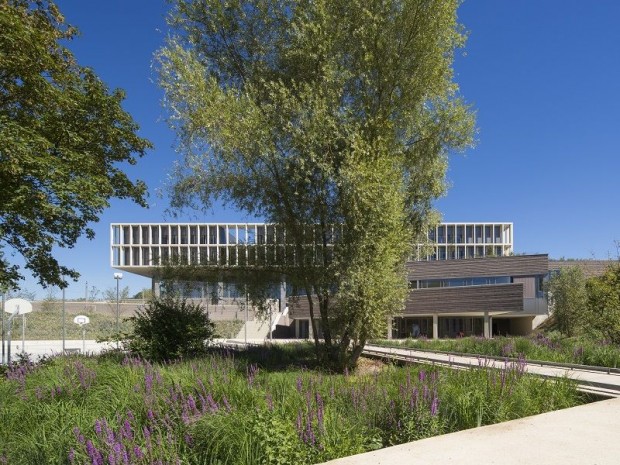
[0,343,585,464]
[3,310,243,341]
[371,334,620,368]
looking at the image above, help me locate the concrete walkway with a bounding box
[364,344,620,397]
[320,396,620,465]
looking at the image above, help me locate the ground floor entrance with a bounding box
[392,317,433,339]
[391,316,533,339]
[438,317,484,338]
[391,316,485,339]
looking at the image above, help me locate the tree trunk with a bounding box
[304,289,321,359]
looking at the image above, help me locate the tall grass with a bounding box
[0,344,584,464]
[372,334,620,368]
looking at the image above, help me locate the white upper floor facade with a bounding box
[418,222,513,261]
[111,222,513,277]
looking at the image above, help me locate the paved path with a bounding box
[364,344,620,397]
[320,396,620,465]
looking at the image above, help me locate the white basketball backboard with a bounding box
[4,298,33,314]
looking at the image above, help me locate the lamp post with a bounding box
[114,272,123,348]
[62,287,66,354]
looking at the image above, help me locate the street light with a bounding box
[114,272,123,347]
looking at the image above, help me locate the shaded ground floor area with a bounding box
[284,315,538,340]
[390,315,535,339]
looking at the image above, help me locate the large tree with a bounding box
[587,264,620,344]
[0,0,151,289]
[159,0,474,368]
[546,266,588,337]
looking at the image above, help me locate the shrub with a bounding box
[126,296,214,362]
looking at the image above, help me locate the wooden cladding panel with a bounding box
[407,254,548,280]
[289,283,524,318]
[404,283,524,314]
[512,277,535,298]
[549,260,615,279]
[289,296,320,319]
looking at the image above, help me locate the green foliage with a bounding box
[0,0,151,289]
[587,264,620,344]
[126,296,215,362]
[213,319,244,339]
[374,334,620,368]
[546,266,588,337]
[0,346,583,464]
[132,288,153,300]
[159,0,475,369]
[102,285,131,303]
[7,309,134,341]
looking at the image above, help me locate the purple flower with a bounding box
[187,394,197,413]
[315,392,324,432]
[296,410,303,437]
[144,373,153,393]
[94,420,102,436]
[85,440,102,465]
[122,419,133,440]
[430,396,439,416]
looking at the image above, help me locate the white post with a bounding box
[269,304,273,342]
[62,288,66,353]
[484,311,490,338]
[114,273,123,348]
[432,314,439,339]
[21,313,25,354]
[1,292,4,364]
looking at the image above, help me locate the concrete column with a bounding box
[387,317,393,339]
[432,314,439,339]
[279,276,287,313]
[152,278,161,298]
[484,311,490,338]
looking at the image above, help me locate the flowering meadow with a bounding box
[373,333,620,368]
[0,344,582,464]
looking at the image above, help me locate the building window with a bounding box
[112,226,121,245]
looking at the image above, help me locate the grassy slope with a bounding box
[3,310,244,340]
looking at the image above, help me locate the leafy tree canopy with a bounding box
[546,266,587,337]
[159,0,474,368]
[587,263,620,344]
[0,0,152,289]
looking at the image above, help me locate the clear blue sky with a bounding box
[15,0,620,299]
